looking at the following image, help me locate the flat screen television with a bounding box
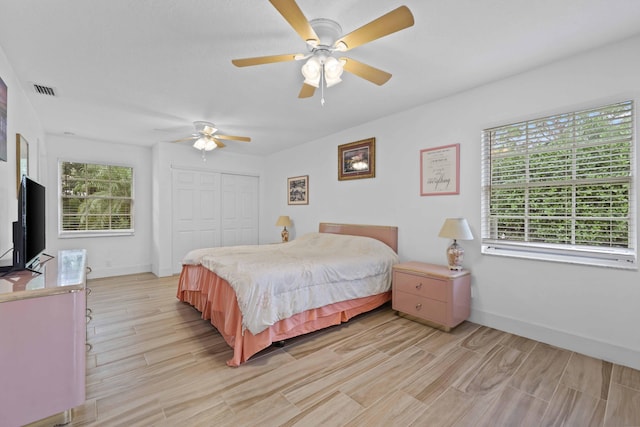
[13,175,46,270]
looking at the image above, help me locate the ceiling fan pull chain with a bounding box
[321,65,325,106]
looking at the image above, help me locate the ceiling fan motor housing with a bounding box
[193,120,217,134]
[308,18,342,49]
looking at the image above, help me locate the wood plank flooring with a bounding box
[53,273,640,426]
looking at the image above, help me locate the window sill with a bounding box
[58,230,134,239]
[482,244,637,270]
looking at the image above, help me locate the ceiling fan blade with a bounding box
[269,0,319,45]
[298,83,316,98]
[232,53,303,67]
[201,126,217,135]
[213,138,227,148]
[215,134,251,142]
[171,136,197,143]
[334,6,414,52]
[340,57,392,86]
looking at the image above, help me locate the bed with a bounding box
[176,223,399,366]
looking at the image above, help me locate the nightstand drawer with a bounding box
[393,291,447,323]
[393,272,448,302]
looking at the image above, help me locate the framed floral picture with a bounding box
[287,175,309,205]
[338,137,375,181]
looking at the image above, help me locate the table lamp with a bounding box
[438,218,474,270]
[275,215,292,242]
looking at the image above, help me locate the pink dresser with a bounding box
[0,249,87,427]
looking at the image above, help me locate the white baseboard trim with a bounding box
[469,309,640,371]
[87,264,152,279]
[153,267,175,278]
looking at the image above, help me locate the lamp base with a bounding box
[446,240,464,270]
[281,227,289,243]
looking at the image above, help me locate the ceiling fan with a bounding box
[232,0,414,104]
[171,121,251,158]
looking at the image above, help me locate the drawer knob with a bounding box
[416,283,423,290]
[415,303,422,311]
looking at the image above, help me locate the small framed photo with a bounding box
[420,143,460,196]
[287,175,309,205]
[338,137,375,181]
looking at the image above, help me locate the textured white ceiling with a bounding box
[1,0,640,155]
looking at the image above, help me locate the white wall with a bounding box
[0,45,45,266]
[44,135,153,278]
[262,35,640,370]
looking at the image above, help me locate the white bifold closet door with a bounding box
[171,168,258,274]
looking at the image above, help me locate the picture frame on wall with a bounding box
[0,76,7,162]
[420,143,460,196]
[287,175,309,205]
[16,133,29,195]
[338,137,375,181]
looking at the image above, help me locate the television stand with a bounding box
[0,259,13,274]
[0,253,54,276]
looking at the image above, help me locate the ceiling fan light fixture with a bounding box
[301,56,321,87]
[203,139,217,151]
[323,56,344,87]
[193,137,208,151]
[324,75,342,88]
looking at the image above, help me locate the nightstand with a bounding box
[392,261,471,331]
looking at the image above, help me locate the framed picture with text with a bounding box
[420,143,460,196]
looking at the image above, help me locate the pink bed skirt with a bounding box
[176,264,391,367]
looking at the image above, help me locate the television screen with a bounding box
[14,176,46,270]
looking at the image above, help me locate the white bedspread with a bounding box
[182,232,399,335]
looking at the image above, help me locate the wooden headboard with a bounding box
[319,223,398,253]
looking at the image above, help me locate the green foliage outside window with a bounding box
[60,162,133,232]
[483,101,633,251]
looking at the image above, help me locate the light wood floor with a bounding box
[60,273,640,426]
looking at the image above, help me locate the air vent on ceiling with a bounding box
[33,83,57,96]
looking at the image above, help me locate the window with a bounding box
[481,100,636,269]
[59,161,134,236]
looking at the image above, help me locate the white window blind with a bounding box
[59,161,134,236]
[481,100,636,269]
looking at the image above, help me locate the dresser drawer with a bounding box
[393,291,447,324]
[393,271,448,302]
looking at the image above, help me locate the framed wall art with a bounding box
[0,76,7,161]
[420,143,460,196]
[16,133,29,195]
[287,175,309,205]
[338,137,375,181]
